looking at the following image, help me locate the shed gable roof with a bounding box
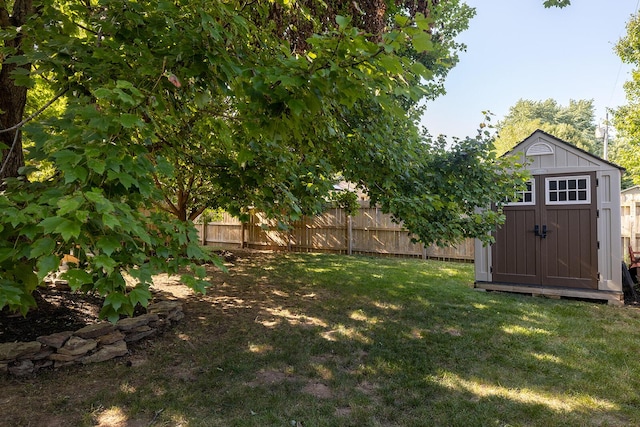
[505,129,624,172]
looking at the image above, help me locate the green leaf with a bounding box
[394,14,410,26]
[186,243,205,260]
[209,253,227,272]
[97,235,121,256]
[104,291,128,312]
[194,92,211,108]
[543,0,571,8]
[414,13,432,31]
[304,93,322,114]
[38,217,67,234]
[13,268,39,292]
[10,66,33,87]
[378,55,404,74]
[94,88,113,99]
[0,283,24,311]
[155,156,174,176]
[0,248,16,263]
[128,287,152,308]
[237,149,255,167]
[94,254,117,274]
[113,88,136,105]
[410,62,431,79]
[88,115,112,132]
[59,220,81,241]
[336,15,350,29]
[53,150,82,167]
[102,213,122,229]
[75,210,90,223]
[61,269,94,291]
[36,254,60,282]
[128,264,153,285]
[287,99,305,117]
[194,265,207,278]
[158,0,177,12]
[119,113,142,128]
[181,274,208,294]
[87,158,106,174]
[57,196,83,216]
[86,190,115,213]
[411,31,433,52]
[108,171,137,189]
[29,237,56,259]
[99,305,121,324]
[116,80,134,89]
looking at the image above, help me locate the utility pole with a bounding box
[596,112,610,160]
[603,111,609,161]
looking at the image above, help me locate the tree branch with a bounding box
[189,205,207,222]
[0,125,20,177]
[0,87,69,134]
[73,21,98,35]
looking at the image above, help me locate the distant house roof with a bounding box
[333,181,369,201]
[622,185,640,194]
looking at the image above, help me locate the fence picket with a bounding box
[196,208,474,261]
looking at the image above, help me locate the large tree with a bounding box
[493,98,599,155]
[612,11,640,186]
[0,1,532,318]
[149,1,478,224]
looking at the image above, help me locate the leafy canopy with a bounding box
[612,11,640,186]
[0,1,529,317]
[493,98,599,156]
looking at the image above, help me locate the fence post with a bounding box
[201,222,207,246]
[347,214,353,255]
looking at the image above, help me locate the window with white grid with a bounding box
[545,176,591,205]
[504,180,535,206]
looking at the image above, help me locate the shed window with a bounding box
[545,176,591,205]
[505,180,535,206]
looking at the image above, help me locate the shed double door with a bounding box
[492,173,598,289]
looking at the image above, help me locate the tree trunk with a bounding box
[0,0,34,180]
[0,83,27,180]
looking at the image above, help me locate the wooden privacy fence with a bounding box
[196,207,475,262]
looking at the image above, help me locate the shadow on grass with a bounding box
[3,250,640,426]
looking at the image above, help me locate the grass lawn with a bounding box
[3,250,640,426]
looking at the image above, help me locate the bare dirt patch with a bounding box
[302,382,333,399]
[246,369,299,387]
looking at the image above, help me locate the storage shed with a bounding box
[474,130,624,305]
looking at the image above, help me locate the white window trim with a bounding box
[545,175,591,205]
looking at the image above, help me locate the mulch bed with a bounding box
[1,287,111,343]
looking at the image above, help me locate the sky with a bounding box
[420,0,640,141]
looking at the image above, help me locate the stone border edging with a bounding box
[0,300,184,377]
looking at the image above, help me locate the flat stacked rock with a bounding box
[0,301,183,377]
